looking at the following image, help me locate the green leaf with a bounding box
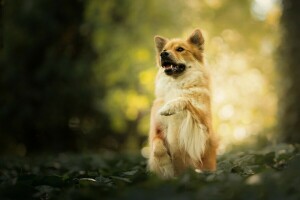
[123,169,138,176]
[110,176,131,183]
[78,178,98,186]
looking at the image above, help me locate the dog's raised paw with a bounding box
[158,105,176,116]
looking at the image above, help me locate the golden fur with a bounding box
[148,29,218,178]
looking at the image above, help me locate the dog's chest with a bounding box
[155,77,184,101]
[155,76,187,144]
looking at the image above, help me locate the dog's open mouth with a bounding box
[162,61,186,76]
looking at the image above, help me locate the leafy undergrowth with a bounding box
[1,144,300,200]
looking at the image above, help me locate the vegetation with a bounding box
[1,144,299,199]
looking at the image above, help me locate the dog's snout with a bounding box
[160,51,169,58]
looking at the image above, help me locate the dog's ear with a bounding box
[154,36,168,52]
[187,29,204,50]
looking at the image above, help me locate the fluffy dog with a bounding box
[148,29,218,178]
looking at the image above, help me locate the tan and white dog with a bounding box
[148,29,218,178]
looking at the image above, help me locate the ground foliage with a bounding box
[1,144,300,200]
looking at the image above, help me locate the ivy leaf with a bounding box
[95,175,114,187]
[123,169,139,176]
[95,175,111,184]
[110,176,131,183]
[78,178,97,186]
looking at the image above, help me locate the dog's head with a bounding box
[154,29,204,76]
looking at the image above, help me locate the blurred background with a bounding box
[0,0,290,156]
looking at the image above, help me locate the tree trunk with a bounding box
[278,0,300,143]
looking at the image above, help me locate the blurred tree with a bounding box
[278,0,300,143]
[0,0,3,48]
[0,0,101,153]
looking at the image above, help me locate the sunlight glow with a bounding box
[234,127,248,141]
[251,0,279,20]
[218,104,235,120]
[210,27,279,152]
[204,0,223,9]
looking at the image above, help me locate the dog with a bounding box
[148,29,218,178]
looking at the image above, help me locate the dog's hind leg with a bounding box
[148,135,174,178]
[198,139,218,171]
[148,99,174,178]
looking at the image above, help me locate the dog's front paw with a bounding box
[159,103,177,116]
[159,99,187,116]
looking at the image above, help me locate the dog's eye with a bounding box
[176,47,184,52]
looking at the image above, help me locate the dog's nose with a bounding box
[160,51,169,58]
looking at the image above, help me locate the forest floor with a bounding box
[1,144,300,200]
